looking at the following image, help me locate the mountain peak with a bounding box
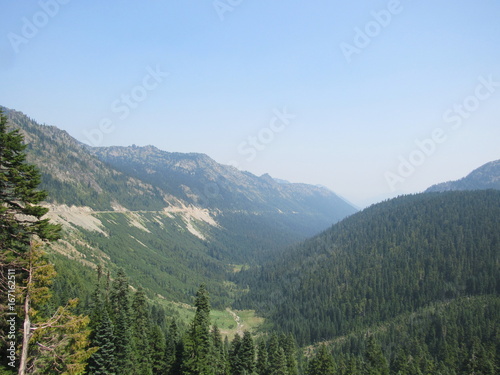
[426,159,500,192]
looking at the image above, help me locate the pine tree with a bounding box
[281,334,298,375]
[0,109,62,374]
[268,334,288,375]
[256,340,269,375]
[150,324,167,375]
[306,345,335,375]
[17,243,96,374]
[165,320,179,374]
[110,268,133,375]
[363,335,389,375]
[211,324,229,375]
[87,307,116,375]
[182,284,213,374]
[240,331,256,374]
[460,338,496,375]
[131,287,153,375]
[230,333,243,375]
[0,110,60,257]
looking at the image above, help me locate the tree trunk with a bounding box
[18,247,33,375]
[18,293,30,375]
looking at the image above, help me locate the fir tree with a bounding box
[363,335,389,375]
[230,333,243,375]
[281,334,298,375]
[268,334,288,375]
[165,320,179,374]
[211,324,229,375]
[150,324,167,375]
[110,268,133,375]
[256,340,269,375]
[306,345,335,375]
[240,331,256,374]
[87,308,116,375]
[131,287,153,375]
[183,284,213,374]
[0,110,60,257]
[0,109,62,374]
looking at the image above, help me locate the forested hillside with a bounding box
[1,107,357,307]
[235,191,500,346]
[2,105,500,374]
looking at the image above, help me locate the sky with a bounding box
[1,1,499,207]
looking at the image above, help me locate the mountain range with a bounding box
[2,106,357,306]
[2,105,500,373]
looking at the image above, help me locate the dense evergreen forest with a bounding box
[1,108,499,374]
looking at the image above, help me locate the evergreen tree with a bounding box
[182,284,213,374]
[16,243,96,374]
[363,335,389,375]
[240,331,256,374]
[110,268,133,375]
[0,110,60,257]
[281,334,298,375]
[0,109,62,374]
[460,338,496,375]
[268,334,288,375]
[131,287,153,375]
[230,333,243,375]
[87,307,116,375]
[306,345,335,375]
[165,320,179,374]
[211,324,229,375]
[150,324,167,375]
[256,340,269,375]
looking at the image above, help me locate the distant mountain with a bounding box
[2,106,357,306]
[426,159,500,192]
[91,145,356,226]
[235,190,500,345]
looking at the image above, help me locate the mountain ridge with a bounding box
[426,159,500,192]
[2,106,357,306]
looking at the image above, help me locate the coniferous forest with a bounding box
[1,106,500,375]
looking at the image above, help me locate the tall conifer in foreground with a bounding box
[109,269,133,375]
[0,110,91,375]
[183,284,213,374]
[306,345,335,375]
[131,287,153,375]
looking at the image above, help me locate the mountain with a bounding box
[2,107,357,306]
[235,190,500,345]
[426,159,500,192]
[91,145,356,242]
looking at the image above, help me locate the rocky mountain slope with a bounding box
[426,159,500,192]
[2,106,357,305]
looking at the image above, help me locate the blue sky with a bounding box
[1,1,499,207]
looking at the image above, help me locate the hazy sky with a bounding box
[1,1,499,207]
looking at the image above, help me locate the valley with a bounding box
[1,106,499,374]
